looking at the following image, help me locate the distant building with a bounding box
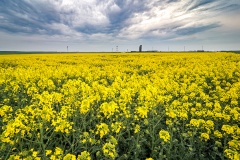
[139,45,142,52]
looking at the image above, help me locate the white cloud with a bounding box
[43,0,121,28]
[47,23,83,37]
[117,0,225,39]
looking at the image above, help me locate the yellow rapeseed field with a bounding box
[0,52,239,159]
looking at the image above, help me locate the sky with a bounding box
[0,0,240,52]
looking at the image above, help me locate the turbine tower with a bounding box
[139,45,142,52]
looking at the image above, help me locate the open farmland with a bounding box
[0,52,240,159]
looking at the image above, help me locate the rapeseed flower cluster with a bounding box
[0,52,239,159]
[96,123,109,138]
[77,151,91,160]
[159,130,171,142]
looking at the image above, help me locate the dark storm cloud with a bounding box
[213,3,240,12]
[108,1,147,32]
[176,24,221,36]
[187,0,213,11]
[0,0,61,35]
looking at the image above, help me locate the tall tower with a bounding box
[139,45,142,52]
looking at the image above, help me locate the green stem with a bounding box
[160,146,164,160]
[44,127,55,148]
[167,128,173,157]
[134,132,140,159]
[40,122,46,159]
[4,145,13,160]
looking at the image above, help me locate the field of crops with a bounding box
[0,52,239,160]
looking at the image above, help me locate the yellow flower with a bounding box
[80,99,91,114]
[111,122,124,133]
[63,153,77,160]
[46,150,52,156]
[55,147,63,156]
[32,151,38,157]
[214,130,223,138]
[159,130,171,142]
[134,124,140,134]
[224,149,240,160]
[166,111,176,119]
[222,125,235,135]
[9,155,21,160]
[77,151,91,160]
[228,140,240,151]
[102,142,118,159]
[99,101,119,119]
[205,120,214,129]
[135,106,148,119]
[108,136,118,145]
[96,123,109,138]
[82,139,87,143]
[200,132,210,142]
[166,119,173,126]
[50,155,56,160]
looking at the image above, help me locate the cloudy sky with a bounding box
[0,0,240,52]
